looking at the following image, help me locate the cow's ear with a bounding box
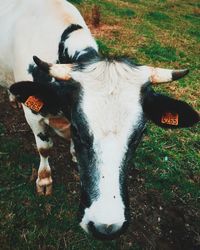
[9,81,60,114]
[142,92,199,128]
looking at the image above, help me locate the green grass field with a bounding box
[0,0,199,249]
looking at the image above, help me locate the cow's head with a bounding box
[10,56,199,239]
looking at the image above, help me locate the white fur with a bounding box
[23,105,53,189]
[0,0,97,84]
[76,61,143,228]
[63,29,98,58]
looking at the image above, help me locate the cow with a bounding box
[1,0,199,239]
[10,55,199,239]
[0,0,98,196]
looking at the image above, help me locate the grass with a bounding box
[145,12,171,28]
[1,0,200,249]
[184,13,200,25]
[123,0,140,3]
[0,132,119,250]
[97,1,136,18]
[139,42,178,62]
[96,39,111,56]
[68,0,83,4]
[135,126,200,201]
[188,29,200,41]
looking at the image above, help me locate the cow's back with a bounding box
[0,0,92,86]
[0,0,25,85]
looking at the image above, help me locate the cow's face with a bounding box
[70,60,147,238]
[10,57,199,239]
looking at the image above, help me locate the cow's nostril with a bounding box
[105,224,113,234]
[88,221,125,238]
[97,224,115,235]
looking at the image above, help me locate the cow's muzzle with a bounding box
[88,221,128,240]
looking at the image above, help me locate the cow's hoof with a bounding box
[36,177,53,196]
[36,183,52,196]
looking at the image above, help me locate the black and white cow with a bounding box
[10,55,199,238]
[1,0,199,239]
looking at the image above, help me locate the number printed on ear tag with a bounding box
[161,112,179,126]
[25,96,44,112]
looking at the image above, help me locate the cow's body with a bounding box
[1,0,199,240]
[0,0,98,195]
[0,0,99,94]
[0,0,96,82]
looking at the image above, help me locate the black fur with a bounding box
[28,64,53,84]
[71,92,100,221]
[32,56,50,74]
[59,24,83,63]
[58,24,99,64]
[120,119,147,223]
[142,86,199,128]
[9,80,80,119]
[77,47,99,63]
[59,45,99,64]
[37,132,50,142]
[60,24,82,42]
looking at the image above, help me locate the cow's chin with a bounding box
[80,220,128,240]
[79,213,128,240]
[79,194,127,239]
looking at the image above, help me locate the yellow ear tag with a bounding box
[161,112,179,126]
[25,96,44,112]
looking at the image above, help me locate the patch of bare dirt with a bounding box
[88,24,120,38]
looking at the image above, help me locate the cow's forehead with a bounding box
[72,59,148,90]
[81,83,143,140]
[74,60,145,139]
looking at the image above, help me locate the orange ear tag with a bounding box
[25,96,44,112]
[161,112,179,126]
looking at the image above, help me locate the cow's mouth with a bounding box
[82,221,129,240]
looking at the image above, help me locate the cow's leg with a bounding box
[23,105,53,195]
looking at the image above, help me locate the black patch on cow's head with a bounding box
[141,85,199,128]
[119,119,147,222]
[28,64,53,84]
[70,91,100,221]
[10,81,60,115]
[59,45,99,64]
[9,80,80,119]
[76,47,99,63]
